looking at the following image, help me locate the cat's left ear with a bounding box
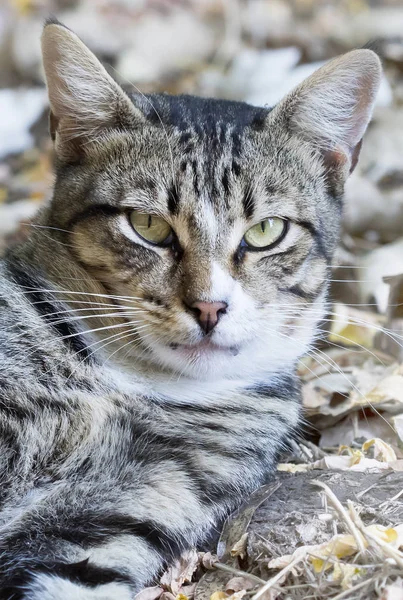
[41,19,145,160]
[270,49,382,179]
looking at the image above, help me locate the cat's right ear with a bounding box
[41,19,144,161]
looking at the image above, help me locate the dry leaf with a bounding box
[135,587,164,600]
[328,303,381,348]
[315,455,388,471]
[268,544,316,569]
[160,550,200,595]
[226,592,247,600]
[269,524,403,572]
[392,414,403,445]
[200,551,217,570]
[362,438,397,462]
[366,524,398,545]
[351,370,403,409]
[381,584,403,600]
[278,455,398,473]
[302,360,397,422]
[160,593,176,600]
[210,593,247,600]
[277,463,311,473]
[180,585,196,599]
[230,533,248,559]
[210,593,228,600]
[318,455,398,471]
[338,445,365,465]
[331,563,363,590]
[302,372,352,411]
[225,577,255,593]
[319,413,398,450]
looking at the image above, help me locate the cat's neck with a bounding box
[100,351,289,406]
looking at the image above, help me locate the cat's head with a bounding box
[38,21,381,381]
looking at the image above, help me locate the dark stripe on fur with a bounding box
[167,185,180,215]
[191,160,200,195]
[279,283,322,301]
[295,219,330,261]
[231,160,241,176]
[242,184,255,219]
[66,204,122,231]
[0,558,132,599]
[221,168,230,196]
[48,513,185,559]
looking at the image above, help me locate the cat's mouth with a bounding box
[169,338,240,357]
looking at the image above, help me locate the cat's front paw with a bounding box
[23,573,134,600]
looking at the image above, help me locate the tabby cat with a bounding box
[0,19,381,600]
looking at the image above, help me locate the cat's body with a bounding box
[0,20,381,600]
[0,259,299,599]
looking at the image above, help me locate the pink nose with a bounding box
[190,301,228,335]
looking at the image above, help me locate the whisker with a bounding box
[21,223,85,236]
[6,312,146,344]
[306,345,395,432]
[255,326,396,433]
[283,323,388,366]
[284,311,403,349]
[100,332,142,367]
[16,286,143,303]
[62,331,143,383]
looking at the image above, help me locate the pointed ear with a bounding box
[271,49,382,179]
[41,21,144,160]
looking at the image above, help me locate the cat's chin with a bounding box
[169,338,240,358]
[144,337,244,380]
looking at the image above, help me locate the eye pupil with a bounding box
[147,215,152,229]
[261,221,266,233]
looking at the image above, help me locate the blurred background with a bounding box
[1,0,403,449]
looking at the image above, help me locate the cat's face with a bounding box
[52,106,334,380]
[39,22,381,380]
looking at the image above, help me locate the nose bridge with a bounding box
[181,251,214,304]
[181,251,233,306]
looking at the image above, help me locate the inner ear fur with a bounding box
[271,49,382,179]
[41,21,144,160]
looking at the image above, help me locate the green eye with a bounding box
[130,211,172,245]
[243,218,287,249]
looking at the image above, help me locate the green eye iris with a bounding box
[130,211,172,245]
[243,218,286,249]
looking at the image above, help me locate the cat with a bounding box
[0,18,381,600]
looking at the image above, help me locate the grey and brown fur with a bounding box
[0,19,381,600]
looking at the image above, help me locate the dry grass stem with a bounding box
[361,530,403,569]
[379,488,403,509]
[213,562,266,585]
[251,556,305,600]
[329,576,375,600]
[311,480,366,555]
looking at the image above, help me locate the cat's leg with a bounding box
[20,576,134,600]
[1,537,159,599]
[1,516,165,599]
[0,478,201,600]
